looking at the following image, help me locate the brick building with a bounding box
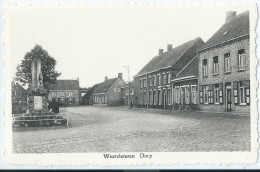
[197,11,250,112]
[121,81,134,106]
[134,37,204,109]
[92,73,127,106]
[172,56,199,110]
[48,79,80,106]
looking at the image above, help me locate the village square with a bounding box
[11,10,251,153]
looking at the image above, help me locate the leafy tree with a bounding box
[16,45,61,88]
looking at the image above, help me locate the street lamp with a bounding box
[123,65,131,109]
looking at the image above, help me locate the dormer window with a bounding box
[223,31,229,35]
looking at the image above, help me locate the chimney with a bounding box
[159,49,164,55]
[226,11,236,22]
[118,73,123,79]
[167,44,172,51]
[105,76,108,81]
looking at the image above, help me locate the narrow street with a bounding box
[13,106,250,153]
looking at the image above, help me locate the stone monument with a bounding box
[27,56,49,114]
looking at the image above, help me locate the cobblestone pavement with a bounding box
[13,106,250,153]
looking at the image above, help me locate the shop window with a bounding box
[199,85,203,104]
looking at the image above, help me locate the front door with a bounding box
[163,90,167,109]
[226,88,232,111]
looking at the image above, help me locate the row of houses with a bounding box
[132,10,250,113]
[90,10,250,113]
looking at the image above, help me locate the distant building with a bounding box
[197,11,250,112]
[92,73,127,106]
[48,79,80,106]
[12,82,27,114]
[121,81,134,106]
[134,37,205,109]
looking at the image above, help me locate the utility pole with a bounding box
[123,65,131,109]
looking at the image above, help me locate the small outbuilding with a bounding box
[92,73,127,106]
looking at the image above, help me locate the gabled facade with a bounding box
[197,11,250,112]
[92,73,127,106]
[172,56,199,110]
[48,79,80,106]
[134,37,205,109]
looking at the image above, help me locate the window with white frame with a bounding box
[238,49,246,70]
[149,76,152,86]
[163,73,167,84]
[158,75,161,85]
[68,98,73,104]
[239,81,248,105]
[167,73,171,84]
[51,92,56,97]
[203,59,208,76]
[213,56,219,74]
[140,79,143,88]
[214,84,219,104]
[167,89,171,105]
[153,76,156,86]
[224,53,231,72]
[175,87,180,104]
[203,85,208,104]
[185,86,190,104]
[60,92,64,97]
[191,86,197,104]
[69,92,73,97]
[144,78,147,87]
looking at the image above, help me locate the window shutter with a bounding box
[234,82,238,105]
[219,83,223,104]
[199,85,203,104]
[245,80,250,104]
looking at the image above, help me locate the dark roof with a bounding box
[92,78,118,94]
[175,56,198,79]
[135,37,204,76]
[200,11,249,51]
[48,80,79,90]
[12,82,26,92]
[171,38,204,75]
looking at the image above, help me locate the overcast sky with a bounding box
[5,3,250,88]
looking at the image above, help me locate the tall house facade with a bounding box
[198,11,250,112]
[134,37,204,109]
[48,79,80,106]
